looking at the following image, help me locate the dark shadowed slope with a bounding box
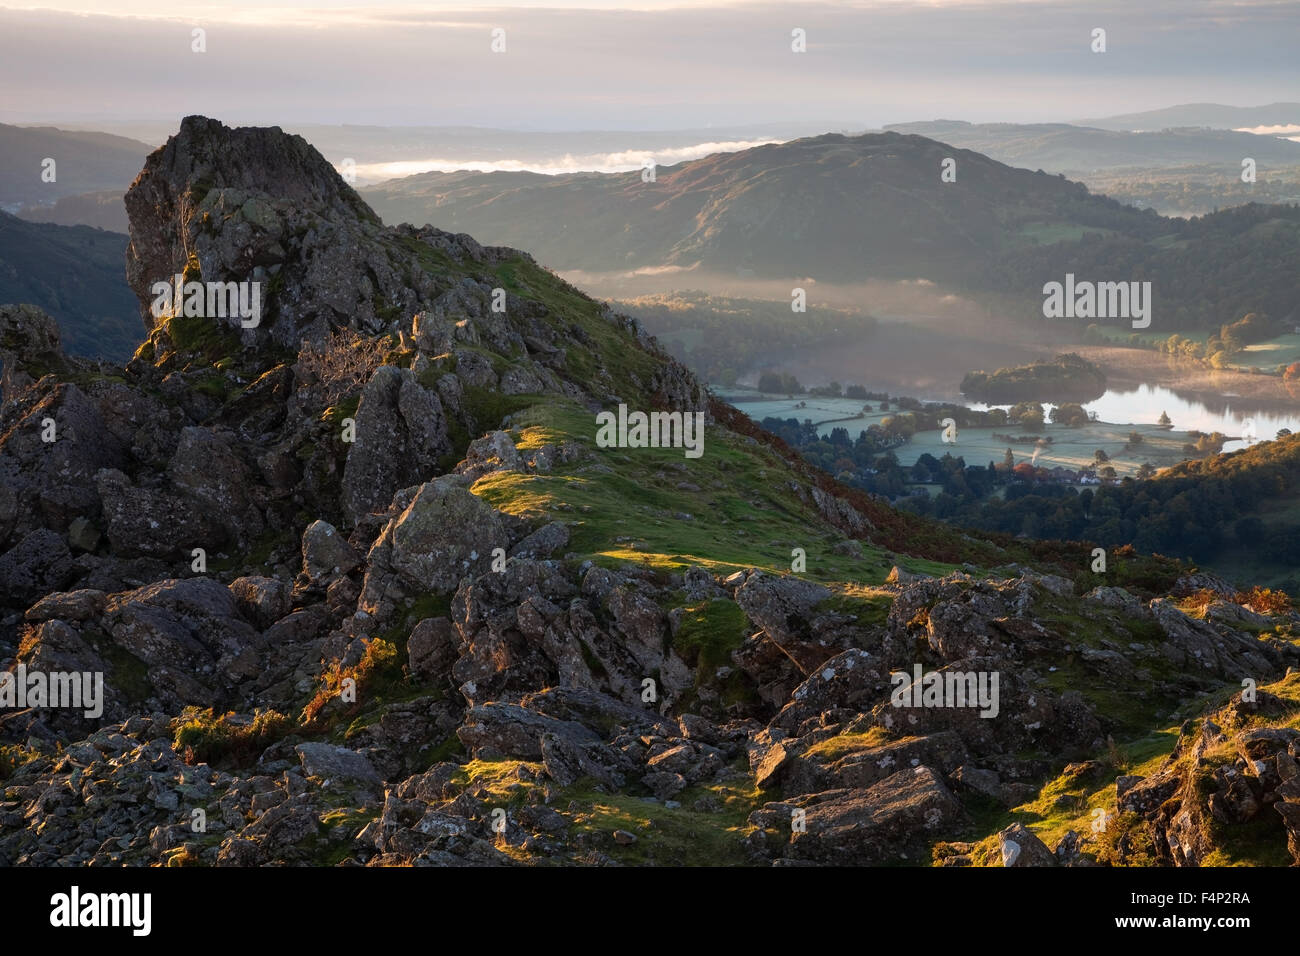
[0,212,138,361]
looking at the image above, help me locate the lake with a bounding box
[725,382,1300,463]
[967,383,1300,454]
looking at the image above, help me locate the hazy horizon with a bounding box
[8,110,1300,184]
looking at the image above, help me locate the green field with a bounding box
[728,392,895,436]
[1093,328,1300,372]
[1237,332,1300,370]
[901,421,1194,477]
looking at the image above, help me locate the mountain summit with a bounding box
[126,114,451,348]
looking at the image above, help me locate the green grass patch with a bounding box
[470,401,897,584]
[452,759,545,807]
[323,395,360,427]
[670,598,750,674]
[804,726,898,761]
[561,770,763,866]
[816,586,893,628]
[161,313,242,363]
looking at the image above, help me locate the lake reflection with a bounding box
[729,382,1300,454]
[968,383,1300,453]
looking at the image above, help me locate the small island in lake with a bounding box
[960,352,1107,403]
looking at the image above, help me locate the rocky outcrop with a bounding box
[0,304,67,401]
[997,822,1057,867]
[359,477,505,618]
[734,572,872,673]
[340,367,451,524]
[1081,690,1300,867]
[124,116,399,349]
[751,766,965,865]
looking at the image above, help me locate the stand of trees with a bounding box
[1084,311,1289,371]
[987,203,1300,331]
[898,434,1300,564]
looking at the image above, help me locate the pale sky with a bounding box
[5,0,1080,13]
[1,0,1296,129]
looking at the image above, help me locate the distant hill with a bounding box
[364,131,1300,329]
[17,189,128,233]
[363,131,1161,284]
[989,202,1300,329]
[1076,102,1300,132]
[36,119,849,177]
[880,121,1300,174]
[0,123,151,206]
[0,212,140,361]
[1079,164,1300,217]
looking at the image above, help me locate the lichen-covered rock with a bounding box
[0,529,75,605]
[0,383,127,547]
[407,616,458,682]
[0,304,66,401]
[359,476,504,618]
[168,427,264,545]
[734,572,850,673]
[124,115,404,350]
[998,822,1057,867]
[340,366,451,525]
[300,518,361,583]
[779,766,965,865]
[229,575,291,629]
[95,468,215,559]
[457,702,600,759]
[100,577,261,708]
[295,743,383,788]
